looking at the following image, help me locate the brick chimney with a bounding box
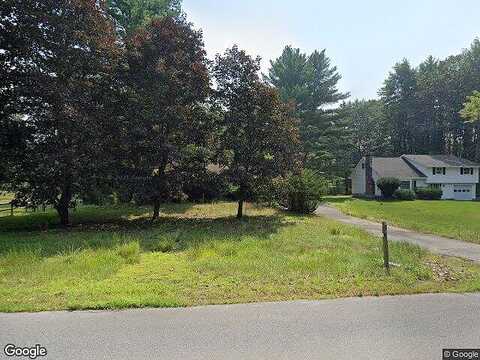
[365,155,375,196]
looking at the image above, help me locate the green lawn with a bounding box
[1,202,480,312]
[329,197,480,244]
[0,193,13,202]
[0,192,30,218]
[0,193,12,217]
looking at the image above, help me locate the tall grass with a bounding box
[0,202,479,312]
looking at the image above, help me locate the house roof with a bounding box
[372,157,427,179]
[401,154,480,167]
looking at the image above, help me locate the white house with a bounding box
[351,154,480,201]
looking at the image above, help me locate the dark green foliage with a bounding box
[340,100,391,163]
[107,0,182,35]
[394,189,416,201]
[377,178,401,198]
[265,46,348,113]
[415,188,443,200]
[0,0,122,225]
[120,17,211,219]
[213,46,300,218]
[279,170,327,214]
[378,39,480,162]
[380,59,418,155]
[183,171,229,202]
[265,46,349,177]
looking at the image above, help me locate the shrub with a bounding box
[415,187,442,200]
[376,177,401,198]
[280,170,328,214]
[394,189,416,200]
[183,172,229,202]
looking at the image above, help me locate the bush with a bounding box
[415,187,442,200]
[394,189,416,200]
[183,172,229,202]
[377,177,401,198]
[280,170,328,214]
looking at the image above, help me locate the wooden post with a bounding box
[382,221,390,274]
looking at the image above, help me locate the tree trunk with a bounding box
[237,199,244,219]
[56,183,72,227]
[152,198,160,221]
[56,204,70,227]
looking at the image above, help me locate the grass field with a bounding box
[1,202,480,312]
[0,192,31,217]
[0,193,13,216]
[329,197,480,244]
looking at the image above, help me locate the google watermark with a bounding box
[444,349,480,360]
[3,344,47,359]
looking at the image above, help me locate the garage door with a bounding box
[453,185,472,200]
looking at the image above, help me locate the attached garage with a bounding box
[453,184,475,201]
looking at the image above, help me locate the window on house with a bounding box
[460,168,474,175]
[430,184,441,189]
[433,167,445,175]
[362,163,365,169]
[400,181,410,190]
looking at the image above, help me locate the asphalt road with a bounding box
[1,293,479,360]
[316,204,480,262]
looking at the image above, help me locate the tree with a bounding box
[265,46,348,113]
[265,46,348,175]
[377,39,480,162]
[377,178,400,199]
[340,99,391,162]
[379,59,418,155]
[214,46,300,218]
[121,17,210,220]
[415,56,446,154]
[107,0,182,35]
[0,0,121,226]
[460,91,480,162]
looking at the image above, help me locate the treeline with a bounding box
[4,1,477,224]
[340,40,480,169]
[2,0,345,224]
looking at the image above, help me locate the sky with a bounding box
[183,0,480,100]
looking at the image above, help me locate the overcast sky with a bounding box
[183,0,480,100]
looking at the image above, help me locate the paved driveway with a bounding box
[1,293,479,360]
[316,204,480,263]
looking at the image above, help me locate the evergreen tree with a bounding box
[379,59,418,155]
[266,46,348,112]
[340,100,391,162]
[265,46,349,174]
[107,0,182,35]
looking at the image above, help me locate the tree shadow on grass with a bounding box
[0,203,196,233]
[0,212,294,258]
